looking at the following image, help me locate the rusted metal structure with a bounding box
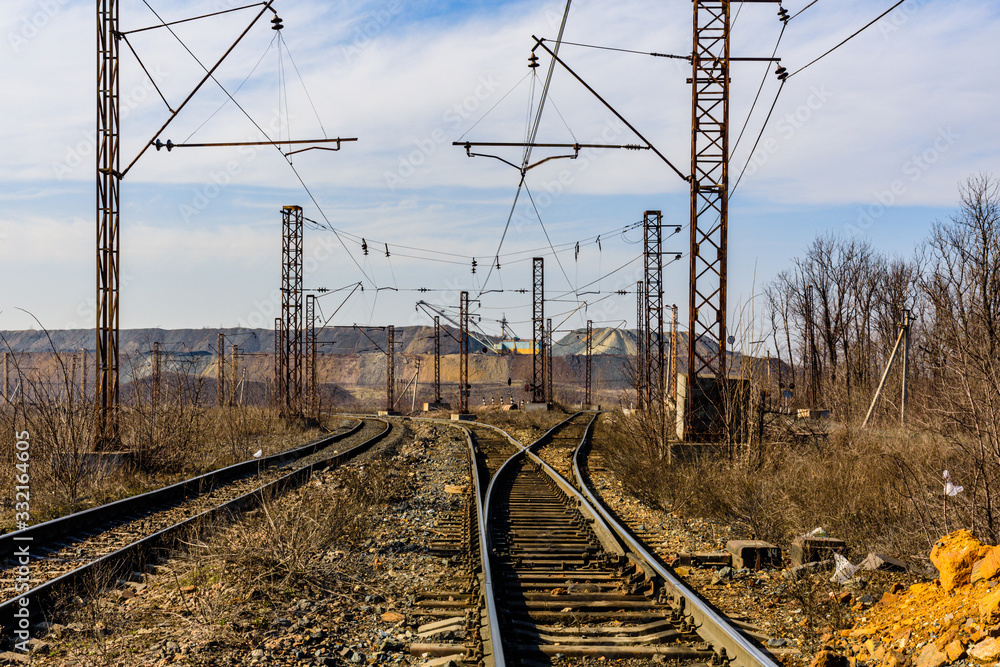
[217,332,225,407]
[152,342,161,407]
[386,325,395,412]
[460,292,470,413]
[96,0,121,447]
[546,318,554,402]
[636,280,645,408]
[280,205,304,416]
[433,316,442,404]
[229,344,238,407]
[273,317,283,406]
[686,1,730,439]
[306,293,317,418]
[532,258,546,403]
[670,304,679,400]
[644,211,665,414]
[585,319,593,406]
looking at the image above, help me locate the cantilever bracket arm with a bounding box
[454,141,650,173]
[153,137,357,157]
[531,36,690,183]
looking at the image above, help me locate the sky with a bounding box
[1,0,998,352]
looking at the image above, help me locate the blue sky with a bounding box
[1,0,997,351]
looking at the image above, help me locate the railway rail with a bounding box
[0,417,391,635]
[460,411,783,667]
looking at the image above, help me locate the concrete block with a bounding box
[858,552,906,573]
[727,540,782,570]
[377,410,401,417]
[450,413,476,421]
[790,536,847,566]
[422,402,451,411]
[675,551,732,567]
[524,402,551,412]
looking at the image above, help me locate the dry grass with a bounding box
[598,412,962,566]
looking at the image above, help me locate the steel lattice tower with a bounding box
[636,280,645,408]
[687,1,730,438]
[96,0,121,446]
[281,205,304,416]
[585,320,593,407]
[306,293,317,418]
[273,318,283,407]
[433,316,442,404]
[644,211,665,413]
[460,292,470,413]
[546,318,554,403]
[386,325,395,412]
[532,258,545,403]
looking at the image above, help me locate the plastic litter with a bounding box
[944,470,964,496]
[831,552,858,584]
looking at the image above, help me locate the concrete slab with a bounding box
[727,540,782,570]
[450,413,476,421]
[790,536,847,567]
[674,551,732,567]
[858,552,906,572]
[377,410,401,417]
[423,402,451,411]
[524,402,551,412]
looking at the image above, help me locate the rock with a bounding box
[980,587,1000,624]
[859,553,907,573]
[944,639,965,662]
[809,650,848,667]
[972,545,1000,583]
[930,529,989,591]
[914,642,948,667]
[969,636,1000,662]
[767,638,787,648]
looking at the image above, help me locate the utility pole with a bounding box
[152,342,161,407]
[281,205,304,416]
[644,211,665,416]
[273,317,283,408]
[532,257,545,403]
[217,333,225,408]
[3,352,8,404]
[670,304,679,401]
[433,315,442,404]
[900,309,912,425]
[230,344,238,407]
[585,319,593,407]
[96,0,121,448]
[804,284,819,407]
[306,293,317,418]
[636,280,645,408]
[863,310,910,429]
[70,354,78,404]
[80,349,87,403]
[460,292,470,413]
[386,325,395,412]
[546,317,554,403]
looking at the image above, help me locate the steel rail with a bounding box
[0,420,364,552]
[1,419,390,635]
[571,417,782,667]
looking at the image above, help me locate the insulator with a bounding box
[495,256,501,270]
[361,239,368,256]
[775,66,788,81]
[528,53,540,69]
[271,15,284,30]
[472,258,477,274]
[385,244,390,258]
[778,7,790,23]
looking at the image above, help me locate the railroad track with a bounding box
[465,412,782,667]
[0,417,391,635]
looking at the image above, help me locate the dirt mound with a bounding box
[830,530,1000,667]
